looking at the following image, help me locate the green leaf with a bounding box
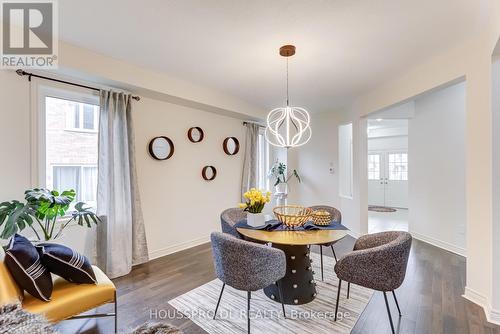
[1,188,99,240]
[0,201,34,239]
[83,214,91,228]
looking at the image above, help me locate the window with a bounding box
[388,153,408,181]
[257,128,270,191]
[64,98,99,131]
[368,154,380,180]
[41,87,99,211]
[338,123,353,198]
[53,166,98,205]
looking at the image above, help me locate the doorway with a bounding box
[367,119,409,233]
[368,151,408,208]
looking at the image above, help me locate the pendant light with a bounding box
[265,45,311,149]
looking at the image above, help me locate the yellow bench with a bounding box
[0,247,117,333]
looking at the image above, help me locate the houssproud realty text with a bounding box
[1,0,58,69]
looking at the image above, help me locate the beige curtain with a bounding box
[241,123,260,200]
[95,90,148,278]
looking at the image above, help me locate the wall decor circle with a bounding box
[188,127,204,143]
[223,137,240,155]
[202,166,217,181]
[148,136,174,160]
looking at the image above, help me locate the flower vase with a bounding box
[247,212,266,227]
[275,183,288,194]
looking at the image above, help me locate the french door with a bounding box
[368,151,408,208]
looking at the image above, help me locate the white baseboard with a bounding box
[148,236,210,260]
[463,286,500,326]
[409,230,466,257]
[490,307,500,325]
[347,229,361,239]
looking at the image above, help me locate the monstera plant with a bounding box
[0,188,100,241]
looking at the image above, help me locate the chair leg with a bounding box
[347,282,350,299]
[383,292,396,334]
[247,291,251,334]
[334,279,342,321]
[330,245,338,262]
[320,245,324,281]
[114,291,118,334]
[213,283,226,319]
[276,280,286,318]
[392,290,402,316]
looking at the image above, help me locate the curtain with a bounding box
[241,123,260,200]
[95,90,148,278]
[81,167,98,202]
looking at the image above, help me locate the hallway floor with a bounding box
[368,208,408,233]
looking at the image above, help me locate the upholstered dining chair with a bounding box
[210,232,286,333]
[220,207,247,238]
[308,205,342,281]
[333,231,412,334]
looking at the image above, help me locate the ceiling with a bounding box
[58,0,481,113]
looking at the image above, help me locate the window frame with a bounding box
[367,153,381,180]
[338,122,354,199]
[64,102,99,132]
[387,152,408,181]
[51,164,98,203]
[33,83,99,189]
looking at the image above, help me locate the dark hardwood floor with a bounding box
[57,236,500,334]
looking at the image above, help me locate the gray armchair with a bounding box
[210,232,287,333]
[333,231,412,334]
[308,205,342,281]
[220,208,246,238]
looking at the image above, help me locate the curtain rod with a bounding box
[16,69,141,101]
[243,121,265,127]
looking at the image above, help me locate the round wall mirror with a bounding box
[202,166,217,181]
[148,136,174,160]
[188,127,204,143]
[223,137,240,155]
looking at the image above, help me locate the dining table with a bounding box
[236,223,348,305]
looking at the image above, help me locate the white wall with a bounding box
[368,136,408,152]
[0,70,31,201]
[287,111,341,209]
[491,57,500,312]
[133,98,245,259]
[332,8,500,319]
[408,82,466,255]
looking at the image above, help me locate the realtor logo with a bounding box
[1,0,58,68]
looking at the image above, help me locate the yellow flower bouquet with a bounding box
[239,188,271,214]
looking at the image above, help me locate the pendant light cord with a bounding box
[286,57,289,106]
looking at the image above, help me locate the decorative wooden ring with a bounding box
[148,136,174,160]
[202,166,217,181]
[188,127,204,143]
[223,137,240,155]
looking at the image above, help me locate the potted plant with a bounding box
[239,188,271,227]
[268,162,301,194]
[0,188,100,241]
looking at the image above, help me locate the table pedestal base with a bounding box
[264,244,317,305]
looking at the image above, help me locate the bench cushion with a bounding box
[0,249,23,304]
[23,265,115,322]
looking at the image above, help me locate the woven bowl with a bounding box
[311,210,332,226]
[273,205,313,229]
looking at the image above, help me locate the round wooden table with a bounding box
[237,227,348,305]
